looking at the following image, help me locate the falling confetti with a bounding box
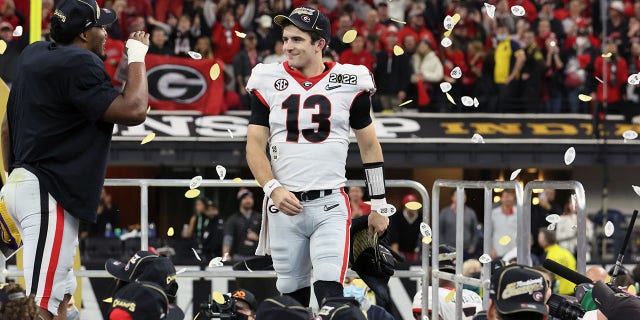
[499,235,512,246]
[147,106,151,114]
[441,37,453,48]
[633,185,640,196]
[176,268,187,275]
[216,165,226,180]
[443,29,453,38]
[471,133,485,144]
[342,30,357,43]
[422,237,432,244]
[223,253,229,262]
[210,64,221,80]
[602,52,612,58]
[622,130,638,141]
[628,74,640,85]
[547,223,557,231]
[461,96,474,107]
[12,26,22,37]
[405,201,422,210]
[452,13,461,24]
[141,132,155,145]
[628,285,637,295]
[390,18,406,24]
[564,147,576,165]
[604,221,614,237]
[444,15,454,30]
[187,51,202,60]
[0,40,6,55]
[398,100,413,107]
[485,3,496,19]
[227,128,234,138]
[393,45,404,56]
[103,297,113,303]
[479,254,492,264]
[190,176,203,189]
[420,222,432,238]
[185,189,201,198]
[578,94,592,102]
[510,5,525,16]
[212,292,226,304]
[473,97,480,108]
[208,257,224,268]
[440,82,452,93]
[510,169,521,181]
[446,92,456,105]
[595,77,604,83]
[450,66,462,79]
[445,289,456,303]
[377,204,397,216]
[192,248,202,261]
[232,177,243,182]
[167,227,175,237]
[235,30,246,38]
[546,214,561,224]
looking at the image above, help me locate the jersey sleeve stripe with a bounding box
[339,188,351,284]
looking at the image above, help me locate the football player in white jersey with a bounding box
[245,7,392,307]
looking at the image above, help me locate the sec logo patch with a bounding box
[274,79,289,91]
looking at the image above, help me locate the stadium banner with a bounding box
[112,112,640,144]
[145,54,226,115]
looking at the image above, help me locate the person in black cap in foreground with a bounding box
[256,294,367,320]
[592,280,640,320]
[487,264,550,320]
[231,289,258,320]
[105,251,182,320]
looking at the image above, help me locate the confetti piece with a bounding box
[0,40,5,54]
[547,223,556,231]
[604,221,614,237]
[461,96,474,107]
[223,252,229,262]
[440,82,452,93]
[227,128,234,138]
[393,45,404,56]
[595,76,604,83]
[185,189,201,198]
[342,29,358,43]
[209,64,221,80]
[103,297,113,303]
[622,130,638,140]
[216,165,226,180]
[422,236,432,244]
[420,222,432,238]
[485,3,496,19]
[450,66,462,79]
[212,291,226,304]
[444,15,454,30]
[398,100,413,107]
[473,97,480,108]
[445,289,456,303]
[377,204,396,217]
[602,52,612,58]
[192,248,202,261]
[190,176,203,189]
[546,214,561,224]
[499,235,512,246]
[446,92,456,105]
[405,201,422,210]
[578,94,592,102]
[634,185,640,196]
[141,132,155,145]
[147,106,151,114]
[441,37,452,48]
[444,29,452,38]
[452,13,461,24]
[564,147,576,165]
[510,169,521,181]
[479,254,492,264]
[628,74,640,85]
[187,51,202,59]
[232,177,243,182]
[12,26,22,37]
[471,133,485,144]
[510,5,525,16]
[176,268,187,275]
[234,30,246,38]
[390,18,406,24]
[628,285,637,295]
[167,227,175,237]
[208,257,224,268]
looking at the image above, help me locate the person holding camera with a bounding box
[486,264,550,320]
[231,289,257,320]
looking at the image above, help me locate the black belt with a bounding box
[292,189,334,202]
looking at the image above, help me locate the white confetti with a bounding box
[479,254,492,264]
[604,221,615,237]
[450,66,462,79]
[189,176,203,190]
[440,82,452,93]
[216,165,226,180]
[484,3,496,19]
[444,15,454,31]
[223,252,230,262]
[564,147,576,165]
[192,248,202,261]
[377,203,397,217]
[547,223,557,231]
[461,96,474,107]
[441,37,453,48]
[628,74,640,85]
[595,76,604,84]
[546,214,561,224]
[12,26,22,37]
[420,222,432,238]
[473,97,480,108]
[510,5,525,16]
[510,169,521,181]
[471,133,485,144]
[176,268,187,275]
[208,257,224,268]
[187,51,202,60]
[227,129,234,138]
[622,130,638,141]
[633,185,640,196]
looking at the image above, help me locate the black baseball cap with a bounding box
[318,297,367,320]
[256,295,313,320]
[106,250,178,297]
[232,289,258,311]
[50,0,117,43]
[109,281,169,319]
[274,7,331,44]
[490,264,548,315]
[592,281,640,320]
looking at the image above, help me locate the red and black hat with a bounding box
[274,7,331,44]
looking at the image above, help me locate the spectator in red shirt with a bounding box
[339,34,376,71]
[508,0,538,23]
[211,9,243,65]
[122,0,152,39]
[154,0,184,23]
[593,38,628,116]
[397,9,436,51]
[348,187,370,219]
[358,9,385,40]
[331,12,355,54]
[103,36,125,87]
[1,0,25,30]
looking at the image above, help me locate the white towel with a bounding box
[255,196,271,255]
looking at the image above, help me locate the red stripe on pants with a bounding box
[40,204,64,309]
[339,188,352,283]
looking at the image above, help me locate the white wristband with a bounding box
[125,39,148,64]
[371,198,396,217]
[263,179,282,198]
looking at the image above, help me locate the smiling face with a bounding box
[282,24,324,70]
[84,25,108,57]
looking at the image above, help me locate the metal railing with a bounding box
[431,180,524,320]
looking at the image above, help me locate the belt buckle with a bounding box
[300,191,309,201]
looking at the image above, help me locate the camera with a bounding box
[546,294,586,320]
[199,293,248,320]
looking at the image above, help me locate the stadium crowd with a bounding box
[2,0,640,116]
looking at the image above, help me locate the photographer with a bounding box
[231,289,257,320]
[592,280,640,320]
[487,264,550,320]
[198,288,257,320]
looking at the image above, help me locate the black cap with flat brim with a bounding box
[50,0,117,43]
[274,7,331,44]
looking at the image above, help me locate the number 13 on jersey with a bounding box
[282,94,332,143]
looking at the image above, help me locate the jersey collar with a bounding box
[283,61,336,91]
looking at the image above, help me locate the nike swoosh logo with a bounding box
[325,84,341,91]
[315,26,323,30]
[324,203,339,211]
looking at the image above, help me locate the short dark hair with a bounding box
[279,19,327,52]
[539,227,557,245]
[498,311,545,320]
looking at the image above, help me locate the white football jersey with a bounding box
[413,287,484,320]
[246,61,375,192]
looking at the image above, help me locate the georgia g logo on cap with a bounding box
[301,15,311,22]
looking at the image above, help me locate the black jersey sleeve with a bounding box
[68,54,120,124]
[349,91,373,130]
[249,92,270,127]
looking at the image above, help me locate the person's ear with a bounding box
[79,30,89,42]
